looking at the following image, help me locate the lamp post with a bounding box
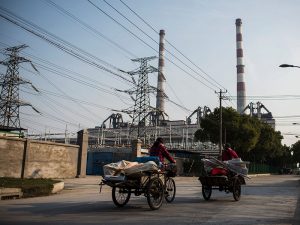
[279,64,300,68]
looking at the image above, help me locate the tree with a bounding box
[291,140,300,164]
[250,123,283,163]
[195,107,260,158]
[194,106,286,162]
[194,128,210,142]
[271,145,292,168]
[232,114,260,155]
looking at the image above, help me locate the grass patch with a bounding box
[0,177,61,197]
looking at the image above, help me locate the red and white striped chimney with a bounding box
[236,18,246,114]
[156,29,166,116]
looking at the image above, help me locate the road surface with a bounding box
[0,175,299,225]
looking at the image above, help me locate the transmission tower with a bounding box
[0,44,39,133]
[128,56,157,138]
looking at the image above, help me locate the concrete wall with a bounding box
[0,136,80,179]
[0,137,25,178]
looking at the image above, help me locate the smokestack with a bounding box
[236,18,246,114]
[156,29,166,117]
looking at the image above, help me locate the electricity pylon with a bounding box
[119,56,157,139]
[0,44,39,133]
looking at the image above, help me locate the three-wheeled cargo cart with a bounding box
[100,160,176,210]
[199,157,249,201]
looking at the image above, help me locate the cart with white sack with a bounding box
[100,157,177,210]
[199,157,250,201]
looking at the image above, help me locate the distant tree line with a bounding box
[194,107,299,169]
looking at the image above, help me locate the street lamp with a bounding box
[279,64,300,68]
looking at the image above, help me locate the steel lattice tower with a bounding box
[129,56,157,138]
[0,44,38,131]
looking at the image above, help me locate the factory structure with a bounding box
[86,19,275,153]
[0,19,275,154]
[236,18,246,114]
[87,28,215,152]
[235,18,275,129]
[87,106,214,150]
[0,19,277,176]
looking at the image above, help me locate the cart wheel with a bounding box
[202,185,212,200]
[232,178,241,201]
[165,177,176,203]
[112,186,131,207]
[146,177,164,210]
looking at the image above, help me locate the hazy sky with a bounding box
[0,0,299,146]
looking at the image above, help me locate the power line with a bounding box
[118,0,229,92]
[44,0,138,60]
[33,88,118,111]
[0,6,205,115]
[0,6,133,85]
[88,0,216,91]
[22,51,134,107]
[100,0,235,109]
[21,116,67,131]
[20,62,134,122]
[103,0,222,91]
[21,85,98,126]
[23,45,191,119]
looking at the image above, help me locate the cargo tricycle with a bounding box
[199,157,250,201]
[100,158,176,210]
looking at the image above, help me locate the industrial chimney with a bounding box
[156,29,166,118]
[235,18,246,114]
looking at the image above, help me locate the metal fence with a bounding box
[248,162,279,174]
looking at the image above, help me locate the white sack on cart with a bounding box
[202,157,250,177]
[226,158,249,176]
[124,161,159,175]
[103,160,138,176]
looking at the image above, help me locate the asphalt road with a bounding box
[0,175,299,225]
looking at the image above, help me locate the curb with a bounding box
[0,187,23,200]
[51,181,64,194]
[248,173,271,178]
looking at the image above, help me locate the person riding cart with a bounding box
[222,143,239,161]
[149,137,176,164]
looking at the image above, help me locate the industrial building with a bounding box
[0,19,275,159]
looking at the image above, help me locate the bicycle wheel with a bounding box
[146,177,164,210]
[112,186,131,207]
[232,178,241,201]
[165,177,176,203]
[202,185,212,200]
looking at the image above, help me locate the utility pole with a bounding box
[215,89,227,158]
[0,45,39,135]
